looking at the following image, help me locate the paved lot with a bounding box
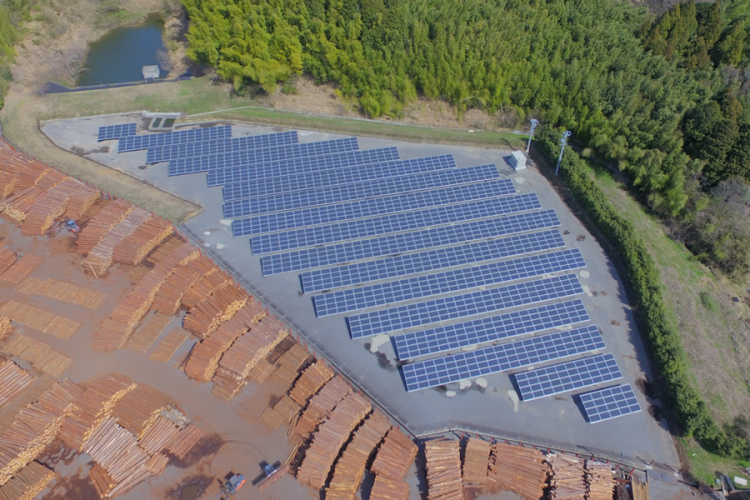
[42,114,680,470]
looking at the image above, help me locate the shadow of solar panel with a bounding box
[98,123,136,141]
[344,273,582,333]
[236,192,542,240]
[221,155,458,201]
[313,248,586,316]
[401,324,605,391]
[118,125,231,152]
[514,353,622,401]
[579,384,642,423]
[230,178,517,226]
[391,298,589,356]
[206,148,400,187]
[299,229,565,290]
[146,131,298,163]
[167,137,359,175]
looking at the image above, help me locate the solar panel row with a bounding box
[242,193,543,245]
[221,155,458,201]
[229,179,518,228]
[514,353,622,401]
[401,324,605,391]
[346,273,583,336]
[98,123,137,142]
[168,137,359,175]
[300,229,565,291]
[313,248,586,316]
[579,384,642,423]
[391,299,590,357]
[146,131,299,163]
[206,148,400,187]
[118,125,232,152]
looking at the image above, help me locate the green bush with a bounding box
[535,125,750,460]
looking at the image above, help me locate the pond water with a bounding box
[77,16,166,87]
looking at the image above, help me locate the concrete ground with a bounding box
[41,113,681,474]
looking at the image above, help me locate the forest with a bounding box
[181,0,750,276]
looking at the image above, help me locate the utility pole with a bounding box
[555,130,572,176]
[526,119,539,154]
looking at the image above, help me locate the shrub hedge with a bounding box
[535,126,749,460]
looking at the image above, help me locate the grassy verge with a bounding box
[680,438,750,487]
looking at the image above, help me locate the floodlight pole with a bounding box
[555,130,572,176]
[526,119,539,153]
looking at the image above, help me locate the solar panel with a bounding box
[261,210,561,271]
[313,249,586,316]
[401,324,605,391]
[118,125,232,152]
[222,155,459,201]
[345,273,583,335]
[300,229,565,290]
[97,123,137,141]
[390,299,590,355]
[168,137,359,175]
[206,148,400,187]
[514,353,622,401]
[225,164,505,215]
[146,131,299,163]
[237,192,542,240]
[227,179,517,226]
[579,384,642,423]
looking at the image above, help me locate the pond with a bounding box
[77,16,166,87]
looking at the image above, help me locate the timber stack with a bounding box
[370,427,418,481]
[548,454,586,499]
[0,360,33,406]
[83,207,151,275]
[150,256,214,315]
[585,460,616,500]
[0,460,54,500]
[181,271,231,309]
[111,215,173,266]
[272,342,312,385]
[424,439,463,500]
[182,284,248,338]
[487,442,548,500]
[21,177,81,236]
[325,410,391,499]
[288,361,334,406]
[259,396,300,431]
[296,392,371,490]
[369,475,409,500]
[0,255,43,284]
[293,376,351,438]
[76,200,134,255]
[0,246,16,274]
[0,317,10,342]
[462,438,490,488]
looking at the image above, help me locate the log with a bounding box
[0,300,80,339]
[462,438,491,488]
[488,443,548,500]
[424,439,463,500]
[15,277,107,310]
[369,475,409,500]
[0,255,43,284]
[370,427,418,480]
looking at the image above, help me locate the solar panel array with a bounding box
[98,123,136,141]
[118,125,231,152]
[401,325,605,391]
[514,353,622,401]
[109,123,635,418]
[146,131,299,163]
[579,384,642,423]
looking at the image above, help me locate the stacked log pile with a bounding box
[424,439,463,500]
[293,376,351,438]
[148,329,189,363]
[0,255,43,284]
[138,416,180,455]
[259,396,300,430]
[21,177,81,236]
[76,200,134,255]
[272,342,312,385]
[83,207,151,275]
[112,216,173,266]
[164,423,204,460]
[89,462,116,498]
[296,392,371,490]
[150,257,208,315]
[370,427,418,480]
[0,380,79,485]
[462,438,491,488]
[95,242,199,350]
[585,461,615,500]
[0,246,16,275]
[0,318,10,342]
[144,237,182,265]
[288,361,334,406]
[630,476,648,500]
[184,302,256,381]
[182,284,248,338]
[111,384,176,439]
[1,188,45,222]
[0,360,33,406]
[0,460,54,500]
[126,313,172,353]
[181,271,231,309]
[326,411,391,499]
[0,300,80,339]
[33,169,66,191]
[3,334,73,377]
[488,443,548,500]
[548,454,586,499]
[0,140,47,196]
[369,475,410,500]
[64,184,100,220]
[15,277,107,309]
